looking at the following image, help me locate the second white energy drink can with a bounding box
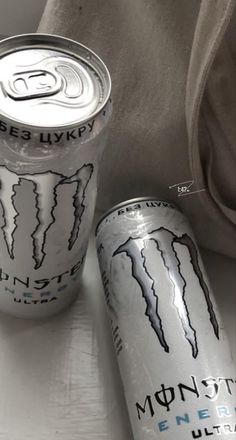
[96,197,236,440]
[0,33,112,318]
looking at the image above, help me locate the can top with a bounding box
[96,197,180,236]
[0,34,111,129]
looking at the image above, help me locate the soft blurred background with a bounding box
[0,0,46,36]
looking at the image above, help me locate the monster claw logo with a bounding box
[114,241,169,353]
[113,228,219,359]
[62,167,93,251]
[0,163,93,269]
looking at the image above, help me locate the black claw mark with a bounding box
[31,164,93,269]
[170,239,198,358]
[0,173,20,260]
[0,164,93,270]
[9,181,21,260]
[31,177,62,270]
[114,237,169,353]
[112,227,220,359]
[59,164,94,251]
[0,199,13,259]
[175,234,219,340]
[31,180,42,269]
[150,231,198,359]
[0,201,11,260]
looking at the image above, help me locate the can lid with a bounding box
[96,197,180,236]
[0,34,111,129]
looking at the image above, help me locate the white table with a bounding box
[0,219,234,440]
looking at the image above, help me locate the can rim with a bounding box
[95,196,178,235]
[0,33,112,131]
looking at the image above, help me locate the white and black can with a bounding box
[96,197,236,440]
[0,33,112,318]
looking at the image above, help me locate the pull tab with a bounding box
[5,69,61,100]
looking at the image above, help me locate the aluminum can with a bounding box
[96,197,236,440]
[0,33,111,318]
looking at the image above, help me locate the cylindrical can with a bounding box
[96,197,236,440]
[0,33,111,318]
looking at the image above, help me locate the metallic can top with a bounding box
[0,33,111,129]
[96,197,180,236]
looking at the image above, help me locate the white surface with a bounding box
[0,0,46,35]
[0,222,234,439]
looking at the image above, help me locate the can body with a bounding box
[96,198,236,440]
[0,34,111,318]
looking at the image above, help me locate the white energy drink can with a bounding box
[0,33,111,318]
[96,197,236,440]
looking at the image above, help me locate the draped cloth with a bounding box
[38,0,236,258]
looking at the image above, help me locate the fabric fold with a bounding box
[186,0,236,234]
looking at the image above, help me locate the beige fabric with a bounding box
[186,0,236,257]
[38,0,236,258]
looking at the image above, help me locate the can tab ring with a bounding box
[5,69,61,100]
